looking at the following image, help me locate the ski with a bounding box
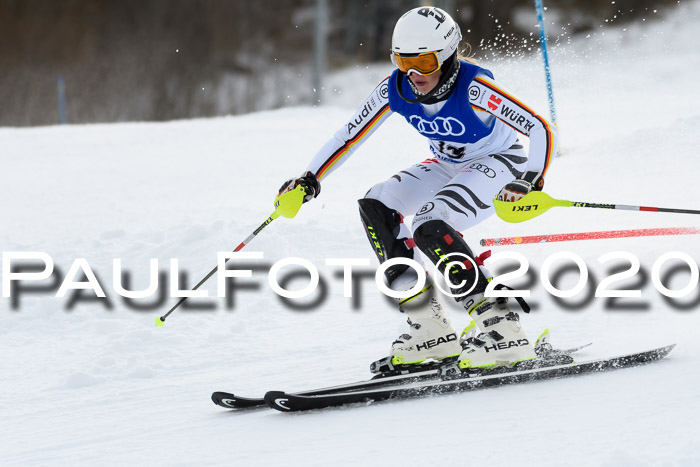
[263,344,675,412]
[211,392,267,410]
[211,366,442,410]
[211,342,591,410]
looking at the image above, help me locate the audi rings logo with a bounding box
[409,116,466,137]
[469,163,496,178]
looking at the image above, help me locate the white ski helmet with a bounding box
[391,7,462,75]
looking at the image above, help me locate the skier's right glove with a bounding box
[278,171,321,202]
[274,171,321,219]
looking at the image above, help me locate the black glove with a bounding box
[278,171,321,203]
[497,171,544,202]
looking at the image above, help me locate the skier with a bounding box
[276,6,558,372]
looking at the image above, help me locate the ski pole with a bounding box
[494,191,700,223]
[534,0,558,126]
[480,227,700,246]
[154,212,279,327]
[155,185,308,327]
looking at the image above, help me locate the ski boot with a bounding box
[370,281,461,376]
[456,285,536,371]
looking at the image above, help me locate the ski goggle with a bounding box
[391,51,441,76]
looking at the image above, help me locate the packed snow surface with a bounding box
[2,3,699,466]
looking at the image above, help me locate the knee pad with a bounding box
[413,220,489,300]
[358,198,414,287]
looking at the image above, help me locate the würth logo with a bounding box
[488,94,502,111]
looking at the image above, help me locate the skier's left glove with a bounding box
[497,171,545,202]
[274,171,321,219]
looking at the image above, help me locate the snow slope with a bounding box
[2,3,700,466]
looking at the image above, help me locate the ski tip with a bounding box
[633,343,676,363]
[651,343,676,355]
[264,391,293,412]
[211,391,242,409]
[211,391,267,410]
[211,391,230,406]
